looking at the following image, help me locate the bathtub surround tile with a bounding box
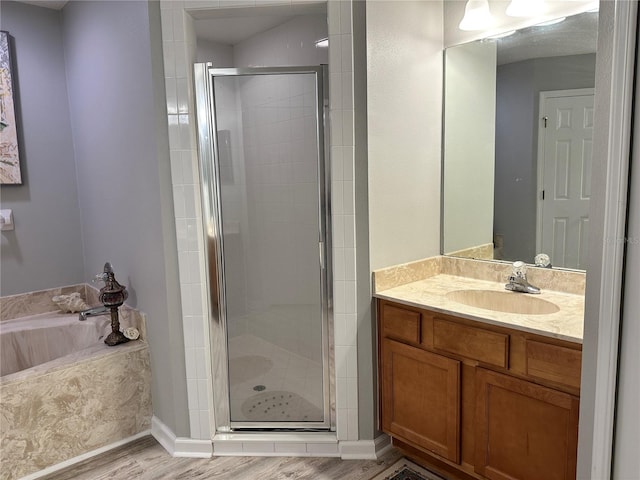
[0,343,152,480]
[0,285,85,322]
[0,283,144,326]
[0,284,151,480]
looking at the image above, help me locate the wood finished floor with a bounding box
[41,436,405,480]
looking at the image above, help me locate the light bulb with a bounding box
[506,0,545,17]
[459,0,495,31]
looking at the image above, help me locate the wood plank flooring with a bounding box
[41,436,405,480]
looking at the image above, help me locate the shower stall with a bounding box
[194,64,332,432]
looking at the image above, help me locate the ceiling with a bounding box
[191,3,326,46]
[12,0,67,9]
[10,1,325,47]
[14,1,595,64]
[194,15,294,46]
[496,10,598,65]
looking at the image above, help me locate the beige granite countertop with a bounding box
[373,256,585,344]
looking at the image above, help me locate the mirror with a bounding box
[442,10,598,270]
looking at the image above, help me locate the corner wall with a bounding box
[61,0,189,437]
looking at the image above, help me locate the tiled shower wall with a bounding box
[160,0,359,442]
[224,15,328,359]
[235,73,323,361]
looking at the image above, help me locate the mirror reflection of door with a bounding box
[537,89,594,269]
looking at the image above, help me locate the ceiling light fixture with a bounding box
[459,0,495,31]
[506,0,545,17]
[315,38,328,48]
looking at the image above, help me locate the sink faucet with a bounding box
[505,261,540,294]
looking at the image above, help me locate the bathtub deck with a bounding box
[39,436,404,480]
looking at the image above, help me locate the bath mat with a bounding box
[228,355,273,385]
[370,458,445,480]
[241,390,323,422]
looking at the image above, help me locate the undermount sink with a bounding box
[445,289,560,315]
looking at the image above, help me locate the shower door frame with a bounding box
[194,63,333,433]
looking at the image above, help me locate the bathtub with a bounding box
[0,286,152,480]
[0,313,110,378]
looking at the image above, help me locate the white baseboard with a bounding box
[374,433,393,458]
[19,430,151,480]
[340,434,391,460]
[151,417,387,460]
[151,415,212,458]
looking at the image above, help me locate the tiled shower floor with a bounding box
[227,333,324,422]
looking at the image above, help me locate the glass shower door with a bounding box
[195,65,331,431]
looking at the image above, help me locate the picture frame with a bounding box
[0,30,22,185]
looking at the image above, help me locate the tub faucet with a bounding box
[78,305,109,321]
[505,261,540,294]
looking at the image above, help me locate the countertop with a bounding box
[374,273,584,344]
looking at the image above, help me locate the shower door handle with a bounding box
[319,241,325,270]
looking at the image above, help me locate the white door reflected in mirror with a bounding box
[537,89,594,269]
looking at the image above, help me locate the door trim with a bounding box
[578,1,638,479]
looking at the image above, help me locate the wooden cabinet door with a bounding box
[475,368,579,480]
[381,338,461,463]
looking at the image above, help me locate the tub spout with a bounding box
[78,305,109,321]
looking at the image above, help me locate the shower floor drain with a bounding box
[253,385,266,391]
[240,390,322,422]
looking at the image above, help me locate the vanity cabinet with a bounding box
[475,368,579,480]
[381,338,460,463]
[377,299,581,480]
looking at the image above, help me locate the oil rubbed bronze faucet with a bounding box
[97,262,129,346]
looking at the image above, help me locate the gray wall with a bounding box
[59,0,188,436]
[0,2,84,295]
[494,54,596,262]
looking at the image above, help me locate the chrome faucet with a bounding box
[505,261,541,294]
[78,305,109,321]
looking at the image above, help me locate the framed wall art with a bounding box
[0,31,22,185]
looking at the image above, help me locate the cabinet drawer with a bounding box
[433,318,509,368]
[526,340,581,389]
[381,303,421,344]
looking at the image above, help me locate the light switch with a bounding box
[0,209,14,231]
